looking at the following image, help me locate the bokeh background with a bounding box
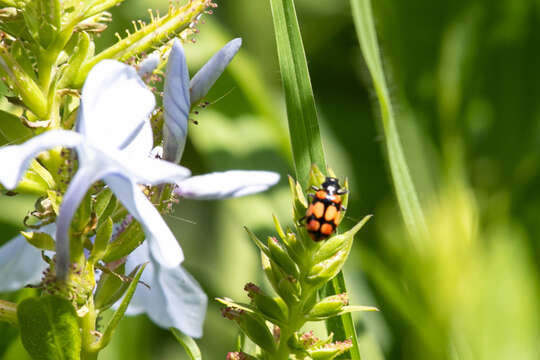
[2,0,540,359]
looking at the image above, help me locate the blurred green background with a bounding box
[2,0,540,359]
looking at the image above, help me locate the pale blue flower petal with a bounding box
[0,224,55,291]
[175,170,280,200]
[189,38,242,105]
[76,60,155,152]
[137,53,160,77]
[104,174,184,268]
[106,148,191,185]
[124,241,207,338]
[163,39,190,163]
[0,130,83,189]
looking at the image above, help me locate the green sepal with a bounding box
[0,109,31,145]
[102,221,144,263]
[11,41,36,81]
[22,0,61,48]
[261,252,280,295]
[288,175,307,223]
[245,227,271,259]
[89,217,112,263]
[21,230,55,251]
[307,341,353,360]
[267,236,299,279]
[17,295,81,360]
[94,263,146,350]
[0,46,48,118]
[93,187,113,219]
[306,249,348,287]
[219,301,276,354]
[313,215,371,264]
[46,190,62,215]
[58,31,93,89]
[245,283,288,325]
[93,263,139,312]
[0,7,28,41]
[72,190,93,233]
[308,164,326,189]
[305,294,348,320]
[276,274,301,304]
[273,215,305,266]
[98,194,117,227]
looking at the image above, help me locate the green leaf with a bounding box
[269,0,326,188]
[17,295,81,360]
[349,0,428,241]
[268,0,361,357]
[170,328,202,360]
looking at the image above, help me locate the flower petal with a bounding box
[76,60,155,152]
[189,38,242,105]
[104,173,184,268]
[105,148,191,185]
[0,224,55,292]
[124,242,207,338]
[163,39,190,163]
[175,170,280,200]
[137,52,160,77]
[0,130,83,190]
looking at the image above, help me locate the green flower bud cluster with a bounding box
[219,166,376,360]
[0,0,214,127]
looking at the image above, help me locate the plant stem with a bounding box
[0,299,17,326]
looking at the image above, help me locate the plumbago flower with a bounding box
[0,60,191,279]
[0,37,280,338]
[118,39,280,336]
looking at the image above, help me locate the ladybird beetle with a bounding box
[304,177,347,241]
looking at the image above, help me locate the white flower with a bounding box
[118,40,280,337]
[123,241,207,338]
[0,60,191,278]
[162,38,242,163]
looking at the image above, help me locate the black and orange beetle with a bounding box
[304,177,347,241]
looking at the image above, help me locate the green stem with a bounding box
[0,299,17,326]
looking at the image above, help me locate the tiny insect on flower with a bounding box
[304,177,347,241]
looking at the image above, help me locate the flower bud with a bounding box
[261,252,280,295]
[277,276,301,304]
[221,307,276,354]
[244,283,288,323]
[306,250,348,287]
[306,293,348,320]
[268,236,299,278]
[288,330,320,351]
[226,352,257,360]
[306,340,353,360]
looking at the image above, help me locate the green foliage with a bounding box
[268,0,325,188]
[219,169,372,359]
[17,295,81,360]
[170,328,202,360]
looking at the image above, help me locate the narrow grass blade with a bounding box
[170,328,202,360]
[269,0,325,188]
[268,0,361,358]
[349,0,428,241]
